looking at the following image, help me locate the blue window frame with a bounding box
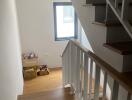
[53,2,78,41]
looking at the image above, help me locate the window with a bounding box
[53,2,78,41]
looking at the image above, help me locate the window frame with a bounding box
[53,2,78,41]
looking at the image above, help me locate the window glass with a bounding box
[54,2,78,41]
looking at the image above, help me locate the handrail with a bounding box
[71,40,132,94]
[88,51,132,94]
[71,40,89,53]
[62,40,89,57]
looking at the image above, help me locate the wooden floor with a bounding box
[24,68,62,94]
[23,68,102,94]
[19,87,75,100]
[21,68,103,100]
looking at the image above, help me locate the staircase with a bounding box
[86,0,132,48]
[83,0,132,73]
[62,0,132,100]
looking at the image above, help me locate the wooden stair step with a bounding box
[92,3,106,6]
[93,21,132,26]
[91,97,104,100]
[103,41,132,55]
[92,21,122,27]
[88,2,132,6]
[18,87,75,100]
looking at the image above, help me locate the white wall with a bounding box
[16,0,68,68]
[80,27,93,51]
[0,0,23,100]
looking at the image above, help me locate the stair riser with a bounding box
[123,55,132,72]
[95,6,132,23]
[86,0,105,5]
[95,6,119,23]
[86,0,132,5]
[95,6,106,23]
[106,27,132,43]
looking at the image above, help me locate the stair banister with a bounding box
[62,40,132,100]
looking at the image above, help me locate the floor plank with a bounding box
[19,87,75,100]
[24,68,62,94]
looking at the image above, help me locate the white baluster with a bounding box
[80,50,83,98]
[73,46,77,92]
[72,45,77,91]
[105,3,109,22]
[65,47,69,84]
[121,0,129,20]
[111,80,119,100]
[67,44,69,83]
[83,53,88,100]
[102,72,108,100]
[127,92,131,100]
[70,42,75,94]
[62,54,65,86]
[64,51,67,86]
[94,65,101,100]
[115,0,119,8]
[69,42,72,84]
[76,47,81,96]
[89,59,93,100]
[70,42,73,83]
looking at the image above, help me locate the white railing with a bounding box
[106,0,132,38]
[62,40,132,100]
[62,40,89,100]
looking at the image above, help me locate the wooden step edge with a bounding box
[18,87,75,100]
[18,87,71,98]
[105,21,122,26]
[92,21,122,27]
[92,21,106,26]
[84,3,106,6]
[91,3,132,6]
[92,3,106,6]
[103,43,132,55]
[93,21,132,27]
[91,97,105,100]
[82,4,93,7]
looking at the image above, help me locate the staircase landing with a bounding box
[18,87,75,100]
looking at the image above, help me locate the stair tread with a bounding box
[91,97,104,100]
[93,21,132,26]
[103,41,132,55]
[88,3,132,6]
[92,21,122,27]
[18,87,75,100]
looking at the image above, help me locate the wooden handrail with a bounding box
[62,40,88,57]
[88,51,132,94]
[70,40,89,53]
